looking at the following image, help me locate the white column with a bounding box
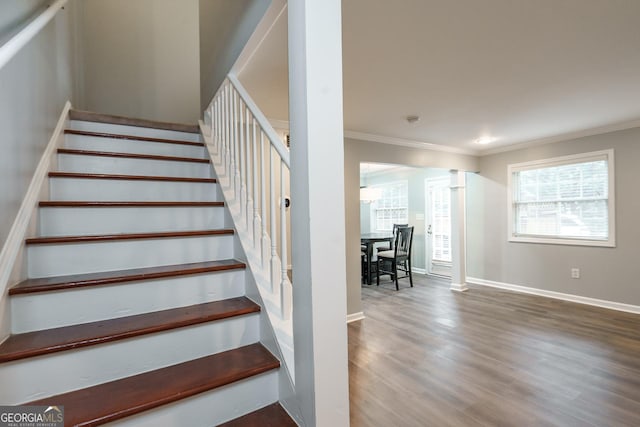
[450,170,469,292]
[288,0,350,426]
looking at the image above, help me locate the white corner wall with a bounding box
[78,0,201,124]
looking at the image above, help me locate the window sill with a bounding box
[509,235,615,248]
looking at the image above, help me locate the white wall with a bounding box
[467,128,640,306]
[199,0,271,112]
[0,0,79,341]
[78,0,201,124]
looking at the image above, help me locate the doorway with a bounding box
[425,177,452,277]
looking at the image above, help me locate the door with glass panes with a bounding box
[426,178,452,276]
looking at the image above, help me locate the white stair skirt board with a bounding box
[49,178,219,202]
[69,120,202,143]
[0,315,259,405]
[39,206,225,236]
[27,234,235,278]
[12,269,246,333]
[57,154,213,179]
[467,277,640,315]
[107,372,278,427]
[64,134,207,159]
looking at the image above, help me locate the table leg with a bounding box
[367,242,374,285]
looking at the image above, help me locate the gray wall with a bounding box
[345,138,478,316]
[360,167,450,271]
[78,0,201,124]
[467,128,640,306]
[0,0,78,247]
[199,0,270,112]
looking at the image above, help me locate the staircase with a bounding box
[0,112,297,426]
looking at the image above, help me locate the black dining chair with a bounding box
[376,226,414,290]
[376,223,408,253]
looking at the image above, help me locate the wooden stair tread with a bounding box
[26,343,279,426]
[0,297,259,363]
[219,403,297,427]
[57,148,210,163]
[65,129,205,146]
[48,172,216,183]
[25,229,234,245]
[39,201,225,208]
[10,259,245,295]
[69,109,200,134]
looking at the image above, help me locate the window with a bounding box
[427,177,451,262]
[508,150,615,247]
[370,181,408,232]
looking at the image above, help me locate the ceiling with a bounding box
[238,0,640,155]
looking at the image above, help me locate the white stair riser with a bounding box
[65,134,206,158]
[69,120,202,143]
[12,270,246,333]
[28,235,235,277]
[49,178,219,202]
[0,316,259,404]
[105,372,278,427]
[39,206,225,236]
[57,154,213,178]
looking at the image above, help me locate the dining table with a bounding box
[360,232,394,285]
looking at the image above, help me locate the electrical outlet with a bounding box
[571,268,580,279]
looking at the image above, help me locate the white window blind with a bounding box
[429,179,451,262]
[371,181,408,232]
[508,150,615,247]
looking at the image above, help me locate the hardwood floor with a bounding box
[348,275,640,427]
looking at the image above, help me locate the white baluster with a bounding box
[252,118,260,247]
[260,131,269,267]
[280,159,291,320]
[233,90,241,199]
[226,84,234,190]
[270,146,279,292]
[246,108,253,229]
[238,99,246,220]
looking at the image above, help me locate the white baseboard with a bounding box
[467,277,640,315]
[450,283,469,292]
[346,312,365,323]
[411,267,427,275]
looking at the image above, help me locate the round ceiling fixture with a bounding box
[475,136,497,145]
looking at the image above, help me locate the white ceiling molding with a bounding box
[479,118,640,156]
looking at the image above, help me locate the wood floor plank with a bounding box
[349,275,640,427]
[26,343,279,426]
[218,403,297,427]
[64,129,205,146]
[10,259,245,295]
[0,297,259,363]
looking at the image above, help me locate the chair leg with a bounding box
[393,260,399,290]
[408,259,413,287]
[376,259,380,286]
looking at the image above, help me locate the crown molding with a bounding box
[479,118,640,156]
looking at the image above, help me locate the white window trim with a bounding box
[507,149,615,247]
[370,180,409,232]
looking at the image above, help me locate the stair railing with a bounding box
[201,74,294,375]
